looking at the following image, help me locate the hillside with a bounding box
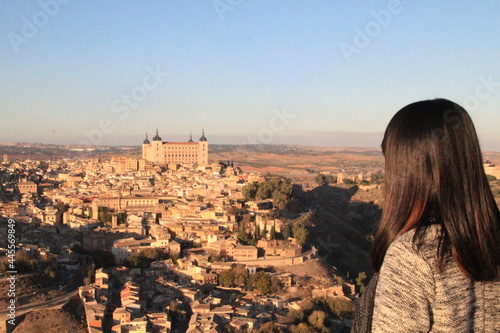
[300,184,383,278]
[13,297,87,333]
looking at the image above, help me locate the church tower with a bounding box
[151,128,163,163]
[142,132,150,160]
[198,129,208,165]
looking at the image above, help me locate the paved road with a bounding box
[0,290,79,317]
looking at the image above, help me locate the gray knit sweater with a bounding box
[372,225,500,332]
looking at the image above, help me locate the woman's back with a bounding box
[372,224,500,332]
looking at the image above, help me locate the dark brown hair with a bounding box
[371,99,500,281]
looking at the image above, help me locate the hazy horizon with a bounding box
[4,138,500,155]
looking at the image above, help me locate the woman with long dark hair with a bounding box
[359,99,500,332]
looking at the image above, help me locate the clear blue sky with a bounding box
[1,1,499,150]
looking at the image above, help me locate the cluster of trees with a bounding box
[235,219,307,247]
[92,208,127,225]
[71,244,116,268]
[278,297,354,332]
[237,218,283,245]
[314,174,336,185]
[314,172,390,187]
[69,244,116,285]
[315,172,389,186]
[242,178,296,210]
[225,206,248,216]
[123,248,170,269]
[97,206,112,223]
[218,265,282,295]
[0,251,53,275]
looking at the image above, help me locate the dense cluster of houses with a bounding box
[1,157,356,332]
[78,256,355,332]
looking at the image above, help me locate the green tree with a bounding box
[256,182,272,200]
[292,223,308,247]
[308,310,326,330]
[270,221,276,240]
[254,223,261,240]
[98,206,112,223]
[272,191,288,210]
[237,222,252,245]
[327,297,354,319]
[325,174,336,184]
[274,180,292,209]
[262,220,268,239]
[233,265,250,288]
[123,254,143,268]
[254,271,272,294]
[243,178,295,210]
[242,182,259,200]
[92,250,116,268]
[123,248,169,269]
[270,276,283,294]
[283,309,304,325]
[141,248,169,261]
[219,269,235,287]
[314,174,327,185]
[314,173,336,186]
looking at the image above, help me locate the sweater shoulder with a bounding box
[388,224,441,263]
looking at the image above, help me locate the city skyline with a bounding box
[1,1,500,150]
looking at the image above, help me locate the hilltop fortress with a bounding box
[142,129,208,166]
